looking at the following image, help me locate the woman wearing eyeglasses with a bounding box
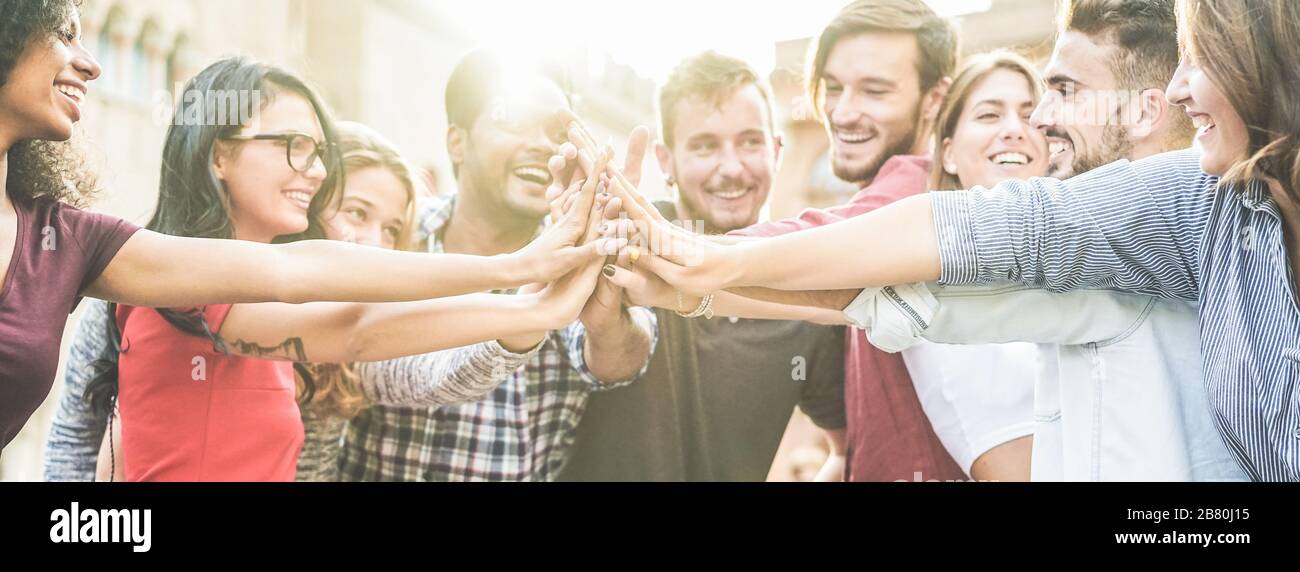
[46,119,578,482]
[0,4,616,458]
[80,56,615,481]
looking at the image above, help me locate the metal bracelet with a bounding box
[675,291,715,319]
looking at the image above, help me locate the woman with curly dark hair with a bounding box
[0,0,614,452]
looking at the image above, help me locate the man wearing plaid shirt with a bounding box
[338,49,657,481]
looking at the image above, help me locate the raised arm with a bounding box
[601,261,849,325]
[356,340,541,409]
[213,254,604,364]
[841,282,1164,353]
[724,287,862,315]
[627,150,1216,300]
[210,178,613,365]
[631,192,941,295]
[84,167,612,309]
[566,115,940,295]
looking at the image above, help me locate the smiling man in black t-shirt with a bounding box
[558,52,846,482]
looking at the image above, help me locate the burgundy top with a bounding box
[0,193,140,450]
[732,156,967,481]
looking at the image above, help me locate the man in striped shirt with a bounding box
[840,0,1245,481]
[625,0,1240,481]
[620,73,1299,484]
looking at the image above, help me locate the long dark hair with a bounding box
[86,56,343,416]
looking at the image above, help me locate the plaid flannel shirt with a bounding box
[338,194,657,481]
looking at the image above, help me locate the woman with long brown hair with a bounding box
[35,51,610,481]
[55,121,561,481]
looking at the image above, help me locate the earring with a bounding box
[665,175,677,187]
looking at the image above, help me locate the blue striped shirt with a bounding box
[932,148,1300,481]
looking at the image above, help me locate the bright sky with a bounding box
[440,0,991,82]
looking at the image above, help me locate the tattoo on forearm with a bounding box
[223,336,308,362]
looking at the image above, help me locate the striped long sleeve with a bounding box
[356,340,542,407]
[932,149,1218,300]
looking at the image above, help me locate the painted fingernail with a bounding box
[602,264,617,277]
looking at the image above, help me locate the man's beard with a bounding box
[830,106,923,184]
[1071,124,1133,177]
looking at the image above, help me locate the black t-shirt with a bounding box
[558,203,845,482]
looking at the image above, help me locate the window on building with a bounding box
[131,19,162,103]
[96,7,125,96]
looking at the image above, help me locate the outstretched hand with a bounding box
[526,172,628,329]
[545,111,751,302]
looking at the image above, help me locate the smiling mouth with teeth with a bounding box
[836,131,873,144]
[710,188,750,200]
[512,166,552,186]
[56,83,86,103]
[1048,140,1069,156]
[284,190,314,209]
[990,152,1031,166]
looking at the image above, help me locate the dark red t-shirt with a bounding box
[731,156,966,482]
[0,193,139,450]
